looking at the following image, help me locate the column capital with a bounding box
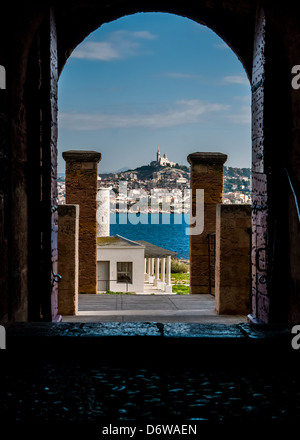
[187,152,227,165]
[63,150,102,163]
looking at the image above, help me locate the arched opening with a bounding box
[3,2,300,426]
[57,12,251,323]
[4,1,295,326]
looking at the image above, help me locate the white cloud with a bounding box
[72,42,121,61]
[71,30,158,61]
[223,75,249,85]
[59,100,229,131]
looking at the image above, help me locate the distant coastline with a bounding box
[58,164,252,207]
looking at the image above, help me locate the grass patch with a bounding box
[172,285,190,295]
[171,272,190,284]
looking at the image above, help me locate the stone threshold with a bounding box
[3,321,297,367]
[3,321,293,338]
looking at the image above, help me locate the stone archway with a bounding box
[2,1,300,325]
[54,3,261,322]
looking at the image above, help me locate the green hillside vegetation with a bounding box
[99,164,251,201]
[126,164,189,180]
[224,167,251,178]
[223,167,251,194]
[100,163,190,180]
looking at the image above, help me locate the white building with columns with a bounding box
[97,235,176,293]
[136,240,176,293]
[97,235,145,293]
[97,185,176,294]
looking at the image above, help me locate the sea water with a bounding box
[110,213,189,260]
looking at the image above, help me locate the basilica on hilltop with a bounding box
[150,147,176,167]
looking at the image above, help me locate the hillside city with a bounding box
[58,148,251,210]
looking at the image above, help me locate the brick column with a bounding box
[187,152,227,294]
[58,204,79,315]
[63,150,101,294]
[215,204,251,314]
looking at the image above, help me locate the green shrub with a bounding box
[171,258,189,273]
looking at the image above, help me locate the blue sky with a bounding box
[58,12,251,174]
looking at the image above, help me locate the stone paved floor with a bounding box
[62,294,247,323]
[2,361,300,425]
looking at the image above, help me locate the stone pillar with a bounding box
[165,255,172,293]
[154,257,160,286]
[58,205,79,315]
[146,258,151,282]
[148,258,154,283]
[63,150,101,294]
[215,204,251,314]
[150,258,154,275]
[187,152,227,294]
[161,258,166,284]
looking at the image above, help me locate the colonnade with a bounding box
[144,255,172,293]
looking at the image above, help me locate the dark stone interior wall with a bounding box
[54,0,256,78]
[267,3,300,323]
[0,6,58,321]
[0,6,47,321]
[261,2,300,323]
[250,6,292,324]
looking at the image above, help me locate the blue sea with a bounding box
[110,213,190,260]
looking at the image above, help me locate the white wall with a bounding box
[97,246,144,292]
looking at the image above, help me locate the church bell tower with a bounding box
[157,146,161,162]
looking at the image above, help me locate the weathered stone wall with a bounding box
[0,87,9,321]
[250,6,270,324]
[58,204,79,315]
[215,204,251,315]
[187,153,227,294]
[63,151,101,294]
